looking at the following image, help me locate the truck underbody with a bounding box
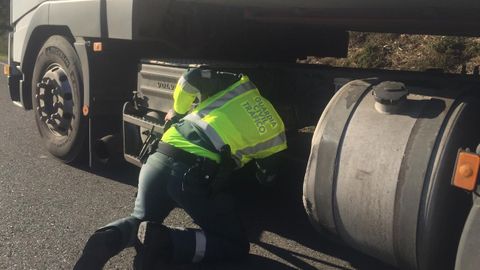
[6,1,480,269]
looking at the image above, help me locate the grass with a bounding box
[304,32,480,74]
[0,33,7,62]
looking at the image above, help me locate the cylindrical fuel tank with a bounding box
[303,79,480,270]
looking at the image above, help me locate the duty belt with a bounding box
[156,142,218,171]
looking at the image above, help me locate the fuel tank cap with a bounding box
[373,81,409,114]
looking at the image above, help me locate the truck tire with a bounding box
[31,35,87,163]
[303,79,480,270]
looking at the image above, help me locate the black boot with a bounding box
[134,222,172,270]
[73,228,123,270]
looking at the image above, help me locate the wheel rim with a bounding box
[35,64,74,137]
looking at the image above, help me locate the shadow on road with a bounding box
[72,159,140,187]
[72,157,396,270]
[230,161,397,270]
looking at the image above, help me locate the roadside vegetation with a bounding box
[0,0,8,62]
[0,33,7,62]
[305,32,480,74]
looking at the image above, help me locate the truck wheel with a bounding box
[31,35,87,163]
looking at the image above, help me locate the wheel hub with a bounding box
[35,65,74,137]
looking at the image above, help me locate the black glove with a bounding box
[255,162,278,187]
[254,155,281,187]
[163,109,185,132]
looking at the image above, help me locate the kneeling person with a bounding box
[74,67,287,269]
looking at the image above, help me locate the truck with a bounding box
[4,1,480,269]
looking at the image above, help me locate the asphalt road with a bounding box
[0,69,396,270]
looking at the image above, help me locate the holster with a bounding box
[180,145,234,196]
[210,145,235,195]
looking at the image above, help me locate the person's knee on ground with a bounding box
[74,216,141,270]
[202,233,250,262]
[134,223,250,266]
[73,227,123,270]
[134,221,173,270]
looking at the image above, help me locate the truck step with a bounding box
[123,101,166,167]
[124,153,143,168]
[123,112,165,134]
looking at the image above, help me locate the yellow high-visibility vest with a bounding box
[162,74,287,167]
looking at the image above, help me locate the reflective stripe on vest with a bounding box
[183,77,286,167]
[194,81,256,118]
[183,113,226,151]
[177,75,199,94]
[184,112,286,166]
[183,79,257,151]
[173,75,200,114]
[233,132,287,162]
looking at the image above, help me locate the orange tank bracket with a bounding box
[3,64,10,76]
[93,42,103,52]
[82,105,89,116]
[452,149,480,192]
